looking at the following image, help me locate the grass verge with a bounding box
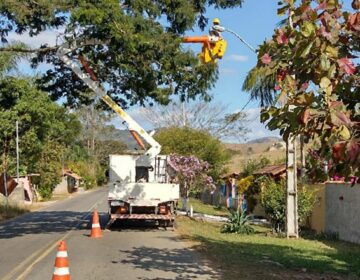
[0,203,29,221]
[178,198,230,217]
[176,216,360,279]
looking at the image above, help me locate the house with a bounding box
[0,173,40,203]
[253,164,287,180]
[54,169,83,194]
[0,173,18,199]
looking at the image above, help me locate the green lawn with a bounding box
[176,216,360,279]
[178,198,230,217]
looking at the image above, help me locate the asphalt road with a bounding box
[0,187,218,280]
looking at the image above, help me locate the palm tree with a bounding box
[0,42,28,77]
[243,64,307,176]
[242,66,277,107]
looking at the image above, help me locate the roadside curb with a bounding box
[177,211,270,225]
[177,211,229,222]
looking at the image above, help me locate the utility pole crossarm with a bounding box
[56,43,161,159]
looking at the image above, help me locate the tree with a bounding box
[138,101,249,141]
[78,107,128,164]
[248,0,360,179]
[0,1,244,108]
[242,67,277,107]
[154,127,230,180]
[242,156,271,177]
[0,43,28,77]
[76,105,110,152]
[167,154,215,209]
[260,178,315,233]
[64,106,127,188]
[0,77,81,198]
[75,105,127,163]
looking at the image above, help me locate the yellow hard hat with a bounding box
[213,18,220,25]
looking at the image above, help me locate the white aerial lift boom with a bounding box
[57,41,179,228]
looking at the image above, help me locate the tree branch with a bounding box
[0,46,58,53]
[0,39,110,54]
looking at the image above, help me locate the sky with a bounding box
[183,1,282,141]
[6,1,353,142]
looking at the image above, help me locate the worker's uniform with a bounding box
[199,22,227,64]
[199,36,227,64]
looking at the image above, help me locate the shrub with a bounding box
[260,179,286,232]
[260,178,315,232]
[237,175,254,194]
[36,141,63,200]
[242,156,270,177]
[67,160,99,190]
[221,210,254,235]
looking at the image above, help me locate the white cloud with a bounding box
[6,29,64,48]
[227,54,249,62]
[220,67,236,75]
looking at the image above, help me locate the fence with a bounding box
[200,189,239,210]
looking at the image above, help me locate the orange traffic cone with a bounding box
[52,241,70,280]
[90,209,102,238]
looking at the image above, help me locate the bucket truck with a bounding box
[57,41,179,228]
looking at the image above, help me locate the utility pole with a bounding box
[286,11,299,238]
[286,129,298,238]
[16,121,20,185]
[3,172,8,207]
[16,121,24,201]
[300,136,306,177]
[219,19,299,237]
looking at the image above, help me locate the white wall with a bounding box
[325,182,360,244]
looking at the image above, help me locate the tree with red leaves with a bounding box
[245,0,359,180]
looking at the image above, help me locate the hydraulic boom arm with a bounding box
[56,42,161,159]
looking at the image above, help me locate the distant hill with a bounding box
[246,137,281,144]
[109,129,139,149]
[224,140,286,174]
[98,128,142,150]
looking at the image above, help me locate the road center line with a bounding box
[2,197,103,280]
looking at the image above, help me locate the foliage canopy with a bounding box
[0,77,81,198]
[246,0,360,178]
[0,0,244,108]
[155,126,230,180]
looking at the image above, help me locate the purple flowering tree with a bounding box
[167,153,216,210]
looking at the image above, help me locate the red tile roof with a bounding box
[253,164,287,177]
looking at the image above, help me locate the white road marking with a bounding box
[2,196,103,280]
